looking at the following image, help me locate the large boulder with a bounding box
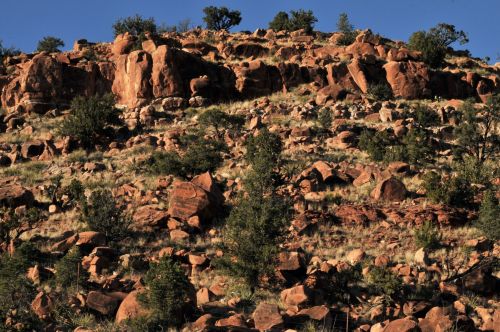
[233,60,282,98]
[115,290,149,323]
[316,84,348,105]
[86,291,120,315]
[31,291,54,320]
[168,172,224,223]
[384,61,430,99]
[0,177,34,208]
[112,32,136,56]
[384,318,420,332]
[252,303,283,331]
[371,176,407,202]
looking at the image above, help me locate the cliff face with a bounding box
[1,29,499,113]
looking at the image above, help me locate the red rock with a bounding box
[371,177,407,202]
[384,61,430,99]
[112,50,152,108]
[76,231,107,248]
[191,314,215,331]
[21,140,45,159]
[86,291,120,315]
[112,32,136,56]
[215,314,247,328]
[347,58,369,93]
[196,287,213,306]
[253,303,283,331]
[170,229,190,241]
[168,172,224,223]
[115,290,149,323]
[31,291,54,319]
[0,177,35,208]
[384,318,419,332]
[316,84,348,105]
[280,285,312,308]
[297,305,331,322]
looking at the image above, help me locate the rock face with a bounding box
[384,61,430,99]
[168,172,224,223]
[1,53,113,113]
[31,292,54,319]
[112,45,237,108]
[371,176,407,202]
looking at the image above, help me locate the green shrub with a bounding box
[413,105,440,127]
[113,14,157,38]
[0,40,21,63]
[400,128,432,164]
[59,94,121,149]
[408,23,468,68]
[358,129,390,162]
[453,156,497,186]
[367,266,402,297]
[0,245,39,328]
[63,179,85,206]
[81,189,131,241]
[413,221,442,249]
[202,6,242,31]
[142,256,192,328]
[268,10,317,34]
[367,83,393,100]
[476,190,500,241]
[453,97,499,164]
[182,139,226,175]
[317,108,332,130]
[36,36,64,53]
[408,31,446,68]
[198,109,244,140]
[55,247,89,289]
[143,151,184,177]
[218,194,289,290]
[422,172,473,207]
[336,13,357,46]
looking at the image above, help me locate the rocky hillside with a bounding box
[0,27,499,332]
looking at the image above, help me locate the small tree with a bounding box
[0,40,20,63]
[268,10,317,34]
[59,94,121,148]
[198,109,244,140]
[475,190,500,241]
[336,13,357,46]
[422,172,473,207]
[55,246,89,289]
[202,6,242,31]
[268,11,290,31]
[81,189,131,241]
[367,83,393,101]
[219,129,289,291]
[36,36,65,53]
[453,97,499,164]
[317,108,333,131]
[112,14,157,38]
[429,23,468,48]
[367,266,402,298]
[413,221,442,249]
[142,256,192,328]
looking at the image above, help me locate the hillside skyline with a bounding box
[1,0,499,62]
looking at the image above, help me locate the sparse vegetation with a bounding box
[55,246,89,289]
[113,14,157,38]
[59,94,121,149]
[336,13,357,46]
[36,36,65,53]
[141,256,192,328]
[202,6,242,31]
[81,189,131,241]
[367,83,393,100]
[414,221,442,249]
[475,190,500,240]
[367,266,402,298]
[422,172,473,207]
[269,10,318,34]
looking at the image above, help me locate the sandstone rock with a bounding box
[168,172,224,223]
[115,290,149,323]
[280,285,312,308]
[0,177,35,208]
[196,287,213,306]
[215,314,247,328]
[253,303,283,331]
[371,177,407,202]
[31,291,54,319]
[112,33,136,56]
[21,140,45,159]
[383,317,419,332]
[316,84,348,105]
[414,247,429,266]
[86,291,120,315]
[384,61,430,99]
[347,248,366,264]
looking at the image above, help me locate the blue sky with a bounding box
[1,0,499,62]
